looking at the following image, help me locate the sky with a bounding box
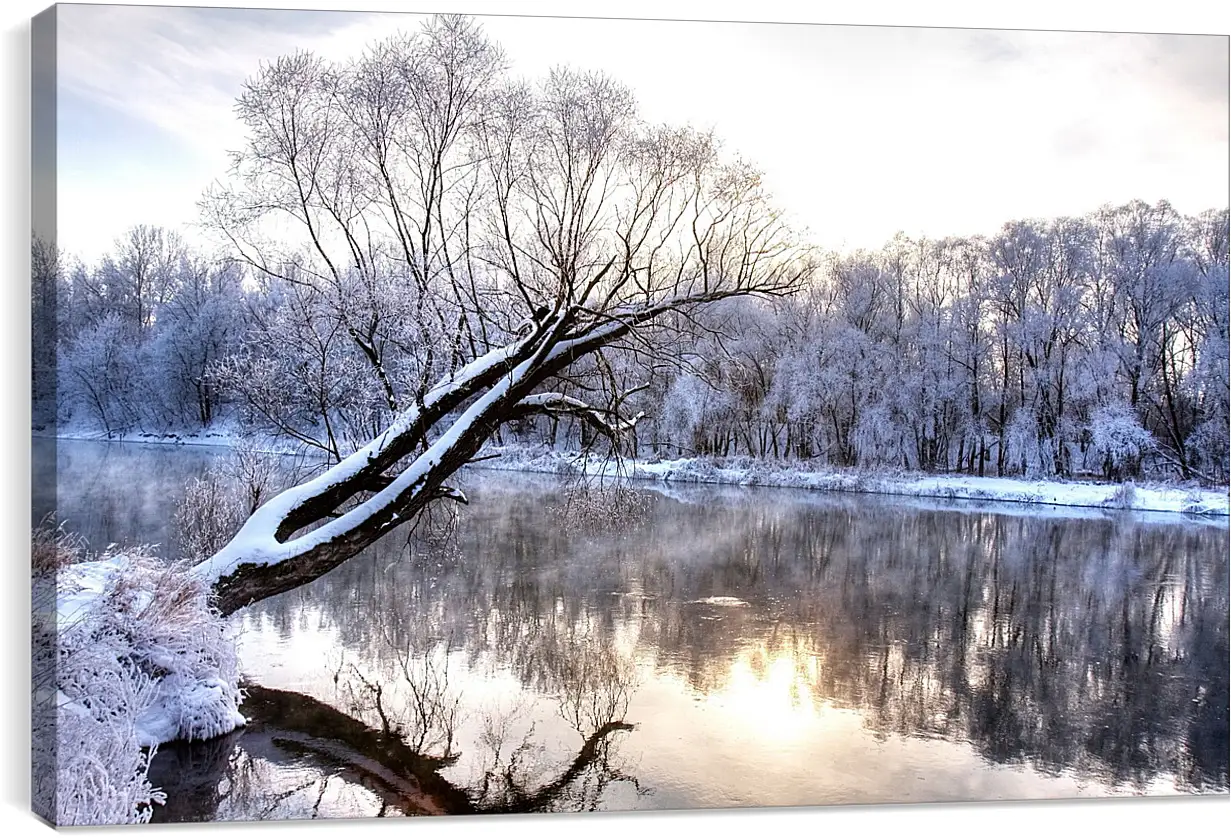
[49,1,1230,265]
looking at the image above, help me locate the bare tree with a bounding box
[107,225,186,332]
[192,15,813,614]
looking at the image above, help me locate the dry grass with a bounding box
[31,513,88,576]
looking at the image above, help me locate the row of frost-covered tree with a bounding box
[34,199,1228,485]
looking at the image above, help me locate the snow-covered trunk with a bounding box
[190,311,634,615]
[191,340,538,612]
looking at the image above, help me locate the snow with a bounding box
[41,420,301,454]
[134,673,246,748]
[56,554,130,625]
[690,596,750,607]
[49,422,1227,522]
[55,553,246,749]
[39,550,246,824]
[472,446,1230,518]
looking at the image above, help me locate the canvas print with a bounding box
[29,2,1230,827]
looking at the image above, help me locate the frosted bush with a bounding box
[175,440,314,562]
[1186,418,1230,484]
[35,541,245,826]
[1090,403,1155,480]
[226,436,286,514]
[1004,409,1053,478]
[853,403,908,470]
[174,472,245,562]
[682,458,719,480]
[1109,481,1138,510]
[50,646,166,825]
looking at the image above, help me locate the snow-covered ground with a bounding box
[42,551,246,825]
[44,421,290,452]
[473,445,1231,517]
[55,553,246,747]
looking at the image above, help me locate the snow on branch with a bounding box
[512,391,646,439]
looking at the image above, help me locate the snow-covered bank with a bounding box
[41,422,299,453]
[38,548,245,825]
[472,446,1231,518]
[44,431,1230,517]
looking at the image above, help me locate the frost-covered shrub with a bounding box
[680,457,719,481]
[1004,409,1056,478]
[174,440,293,561]
[1090,403,1155,480]
[50,639,166,824]
[1186,418,1230,484]
[36,546,245,825]
[1110,481,1137,510]
[853,403,908,470]
[174,472,245,562]
[549,478,650,534]
[226,437,287,514]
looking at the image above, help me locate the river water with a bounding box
[36,438,1230,820]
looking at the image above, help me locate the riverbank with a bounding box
[41,429,1230,517]
[38,542,244,825]
[474,446,1230,517]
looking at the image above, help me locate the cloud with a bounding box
[961,30,1026,65]
[56,5,432,158]
[1138,34,1230,142]
[49,8,1229,263]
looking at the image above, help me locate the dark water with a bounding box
[38,439,1231,820]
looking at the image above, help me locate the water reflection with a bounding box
[149,629,642,821]
[44,441,1230,818]
[256,478,1227,789]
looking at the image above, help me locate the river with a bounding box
[35,438,1230,820]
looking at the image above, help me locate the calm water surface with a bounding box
[38,439,1231,820]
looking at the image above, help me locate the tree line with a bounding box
[35,200,1228,484]
[30,15,1228,487]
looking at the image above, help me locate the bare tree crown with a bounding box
[194,14,813,612]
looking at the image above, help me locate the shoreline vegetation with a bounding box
[41,429,1231,517]
[33,533,243,825]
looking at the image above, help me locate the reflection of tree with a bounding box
[151,678,638,821]
[152,567,644,822]
[246,472,1227,795]
[322,590,645,814]
[554,635,635,738]
[331,638,462,758]
[462,632,643,814]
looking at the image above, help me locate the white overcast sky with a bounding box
[50,1,1230,264]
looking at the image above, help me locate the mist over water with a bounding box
[42,439,1230,819]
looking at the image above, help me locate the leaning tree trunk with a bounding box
[190,287,754,615]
